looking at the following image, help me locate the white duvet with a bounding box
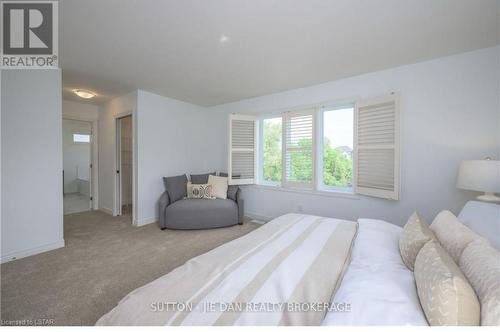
[322,218,428,326]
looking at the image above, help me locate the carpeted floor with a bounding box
[0,211,260,326]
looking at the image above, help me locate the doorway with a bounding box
[116,115,133,220]
[63,119,93,214]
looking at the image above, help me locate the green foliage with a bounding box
[262,120,282,181]
[289,138,313,182]
[262,121,353,187]
[322,137,352,187]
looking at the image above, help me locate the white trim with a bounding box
[245,212,273,223]
[136,217,156,227]
[113,111,137,225]
[1,240,65,264]
[115,117,122,216]
[99,206,114,215]
[250,184,360,200]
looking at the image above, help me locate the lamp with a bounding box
[73,89,96,99]
[457,158,500,203]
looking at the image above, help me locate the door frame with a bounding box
[62,116,98,210]
[114,111,136,224]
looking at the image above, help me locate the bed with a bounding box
[97,201,499,326]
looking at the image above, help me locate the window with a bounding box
[228,114,257,185]
[261,117,282,184]
[320,106,354,191]
[283,110,315,189]
[73,133,90,143]
[232,93,400,200]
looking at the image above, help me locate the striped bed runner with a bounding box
[97,214,358,326]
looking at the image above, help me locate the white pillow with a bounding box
[430,210,481,262]
[207,175,228,199]
[459,240,500,326]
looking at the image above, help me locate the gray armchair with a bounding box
[158,186,244,230]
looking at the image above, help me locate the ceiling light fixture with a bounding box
[219,34,229,43]
[73,89,96,99]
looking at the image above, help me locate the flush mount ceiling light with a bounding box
[73,89,96,99]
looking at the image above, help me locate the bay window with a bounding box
[229,93,400,200]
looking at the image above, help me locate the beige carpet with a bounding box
[0,211,260,326]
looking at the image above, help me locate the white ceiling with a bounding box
[60,0,499,106]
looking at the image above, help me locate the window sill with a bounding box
[249,184,360,200]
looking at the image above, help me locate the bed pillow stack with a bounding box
[429,210,482,262]
[185,173,229,199]
[399,212,434,271]
[459,239,500,326]
[414,240,480,325]
[427,211,500,325]
[398,210,498,326]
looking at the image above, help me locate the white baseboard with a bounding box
[99,206,113,215]
[135,217,156,227]
[245,212,272,223]
[1,240,65,264]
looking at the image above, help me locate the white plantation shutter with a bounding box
[282,110,316,189]
[354,94,400,200]
[228,114,257,185]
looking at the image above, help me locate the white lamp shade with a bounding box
[457,160,500,193]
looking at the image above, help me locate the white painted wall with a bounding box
[1,70,64,262]
[62,119,91,194]
[63,99,98,121]
[210,47,500,225]
[98,91,137,217]
[135,90,226,225]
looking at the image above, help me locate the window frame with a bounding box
[317,104,355,193]
[258,113,283,187]
[257,101,356,195]
[73,132,91,144]
[282,109,316,190]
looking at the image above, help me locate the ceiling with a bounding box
[60,0,499,106]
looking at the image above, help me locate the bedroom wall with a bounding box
[135,90,226,225]
[1,70,64,262]
[210,47,499,226]
[63,99,98,121]
[98,91,138,218]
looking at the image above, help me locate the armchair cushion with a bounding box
[163,174,188,203]
[190,172,216,184]
[218,172,239,201]
[227,185,239,201]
